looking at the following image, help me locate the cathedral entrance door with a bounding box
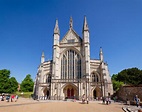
[67,88,70,98]
[67,88,74,98]
[71,88,74,97]
[43,88,49,100]
[93,87,101,100]
[63,84,77,99]
[93,90,97,99]
[47,90,49,99]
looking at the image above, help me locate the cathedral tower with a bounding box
[34,17,113,100]
[52,19,60,79]
[82,16,90,79]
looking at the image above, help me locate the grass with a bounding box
[14,91,33,98]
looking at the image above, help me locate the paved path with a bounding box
[0,98,126,112]
[122,105,142,112]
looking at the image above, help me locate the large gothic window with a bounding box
[91,73,99,82]
[61,49,81,79]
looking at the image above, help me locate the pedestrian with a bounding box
[102,96,105,104]
[1,95,4,101]
[96,97,98,101]
[82,94,85,104]
[11,95,15,102]
[86,97,89,104]
[113,96,116,103]
[15,95,18,102]
[134,95,140,107]
[6,95,10,102]
[106,97,109,105]
[108,97,111,104]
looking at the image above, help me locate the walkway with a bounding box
[0,98,131,112]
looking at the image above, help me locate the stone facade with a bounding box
[33,17,113,100]
[117,85,142,101]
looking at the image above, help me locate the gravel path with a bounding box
[0,98,125,112]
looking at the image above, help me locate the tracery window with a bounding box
[61,49,81,79]
[47,75,51,83]
[43,75,47,83]
[43,74,51,83]
[92,73,99,82]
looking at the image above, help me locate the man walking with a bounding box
[134,95,140,107]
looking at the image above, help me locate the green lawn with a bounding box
[14,91,33,98]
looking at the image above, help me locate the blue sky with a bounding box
[0,0,142,83]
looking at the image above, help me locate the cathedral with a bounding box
[33,17,113,100]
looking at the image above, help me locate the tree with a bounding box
[116,68,142,85]
[112,80,124,91]
[112,74,124,91]
[20,74,34,92]
[0,69,18,93]
[9,77,18,93]
[0,69,10,93]
[112,67,142,91]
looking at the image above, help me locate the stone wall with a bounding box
[117,85,142,101]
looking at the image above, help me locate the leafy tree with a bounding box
[112,67,142,91]
[116,68,142,85]
[20,74,34,92]
[8,77,18,93]
[0,69,18,93]
[112,74,124,91]
[0,69,10,93]
[112,80,124,91]
[111,74,118,81]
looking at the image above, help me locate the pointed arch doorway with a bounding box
[93,87,101,100]
[43,88,50,99]
[93,89,97,99]
[67,88,74,98]
[63,84,78,99]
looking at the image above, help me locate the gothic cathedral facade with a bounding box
[33,17,113,100]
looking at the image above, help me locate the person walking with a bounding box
[15,95,18,102]
[134,95,140,107]
[86,97,89,104]
[106,97,109,105]
[11,95,15,102]
[82,94,85,104]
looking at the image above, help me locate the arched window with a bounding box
[61,55,67,79]
[47,75,51,83]
[61,49,81,79]
[43,75,47,83]
[42,74,51,83]
[92,73,99,82]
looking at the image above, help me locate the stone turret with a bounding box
[69,16,73,29]
[82,16,90,79]
[41,52,45,63]
[53,19,60,45]
[52,19,60,79]
[83,16,89,32]
[99,47,104,62]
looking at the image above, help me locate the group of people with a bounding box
[0,94,19,102]
[102,96,111,105]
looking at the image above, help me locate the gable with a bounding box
[60,29,82,44]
